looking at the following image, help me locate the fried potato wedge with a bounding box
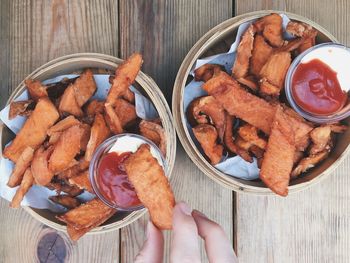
[84,100,104,118]
[58,85,83,117]
[85,113,110,161]
[139,120,166,157]
[193,124,223,165]
[104,103,124,134]
[57,198,116,230]
[114,98,137,127]
[47,178,84,197]
[47,116,80,136]
[3,98,59,162]
[260,106,295,196]
[238,124,267,149]
[309,126,332,155]
[250,35,273,77]
[254,13,284,47]
[49,125,85,174]
[232,24,256,79]
[49,195,81,209]
[24,79,48,101]
[291,150,329,178]
[237,76,258,92]
[224,115,253,162]
[48,131,62,145]
[329,123,347,133]
[72,69,97,107]
[125,144,175,229]
[186,96,226,141]
[106,53,143,106]
[69,170,93,193]
[10,168,34,208]
[80,124,91,152]
[31,146,55,186]
[57,158,89,180]
[7,147,34,188]
[194,64,224,82]
[9,100,34,120]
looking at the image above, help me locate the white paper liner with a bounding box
[0,74,158,211]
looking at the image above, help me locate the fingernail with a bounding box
[178,202,192,215]
[192,209,208,219]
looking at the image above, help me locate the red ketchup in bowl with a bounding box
[96,152,141,208]
[291,58,347,115]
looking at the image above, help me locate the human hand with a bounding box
[135,202,238,263]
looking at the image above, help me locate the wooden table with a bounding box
[1,1,350,262]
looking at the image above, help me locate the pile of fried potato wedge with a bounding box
[187,14,347,196]
[3,53,171,240]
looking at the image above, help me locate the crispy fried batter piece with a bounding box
[277,37,305,52]
[194,64,224,82]
[235,135,253,151]
[114,98,137,127]
[192,124,223,165]
[291,150,329,178]
[10,168,34,208]
[57,158,89,180]
[203,72,274,134]
[254,13,284,47]
[85,113,110,161]
[49,125,85,174]
[293,151,304,166]
[250,35,273,77]
[47,178,84,197]
[9,100,34,119]
[186,96,226,141]
[48,131,62,145]
[69,170,93,193]
[232,24,256,79]
[286,21,318,53]
[125,144,175,229]
[309,126,332,155]
[24,79,48,101]
[250,145,264,159]
[47,116,80,136]
[237,76,259,92]
[329,123,347,133]
[104,103,123,134]
[31,146,54,186]
[260,107,295,196]
[58,85,83,117]
[7,147,34,188]
[238,124,267,149]
[139,120,166,157]
[3,98,59,162]
[84,100,104,118]
[72,69,97,107]
[106,53,143,106]
[49,195,81,209]
[57,198,116,230]
[259,51,291,96]
[224,115,252,162]
[80,124,91,152]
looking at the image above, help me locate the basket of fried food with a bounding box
[0,53,176,240]
[174,11,350,196]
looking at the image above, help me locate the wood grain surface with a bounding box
[235,1,350,262]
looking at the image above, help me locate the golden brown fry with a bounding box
[235,135,253,151]
[84,113,110,161]
[9,100,34,120]
[57,198,116,230]
[286,21,316,38]
[291,151,329,178]
[24,79,48,101]
[80,124,91,152]
[232,24,256,79]
[250,145,264,159]
[194,64,224,82]
[237,76,258,92]
[49,125,85,174]
[106,53,143,106]
[250,35,273,76]
[139,120,166,157]
[84,100,104,118]
[293,151,304,166]
[104,103,123,134]
[254,13,284,47]
[31,146,54,186]
[48,131,62,145]
[259,78,281,97]
[57,158,89,180]
[125,144,175,229]
[114,98,137,127]
[3,98,59,162]
[7,147,34,188]
[72,69,97,107]
[47,180,84,197]
[328,123,348,133]
[259,51,291,96]
[58,85,83,117]
[277,37,305,52]
[49,195,81,209]
[186,96,226,141]
[238,124,267,149]
[192,124,223,165]
[224,115,253,162]
[260,106,295,196]
[10,168,34,208]
[69,170,94,193]
[309,126,332,155]
[47,116,80,136]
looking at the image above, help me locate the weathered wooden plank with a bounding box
[0,0,120,262]
[235,1,350,262]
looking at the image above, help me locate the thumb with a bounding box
[135,221,164,263]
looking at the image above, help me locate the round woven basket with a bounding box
[0,53,177,234]
[172,10,350,195]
